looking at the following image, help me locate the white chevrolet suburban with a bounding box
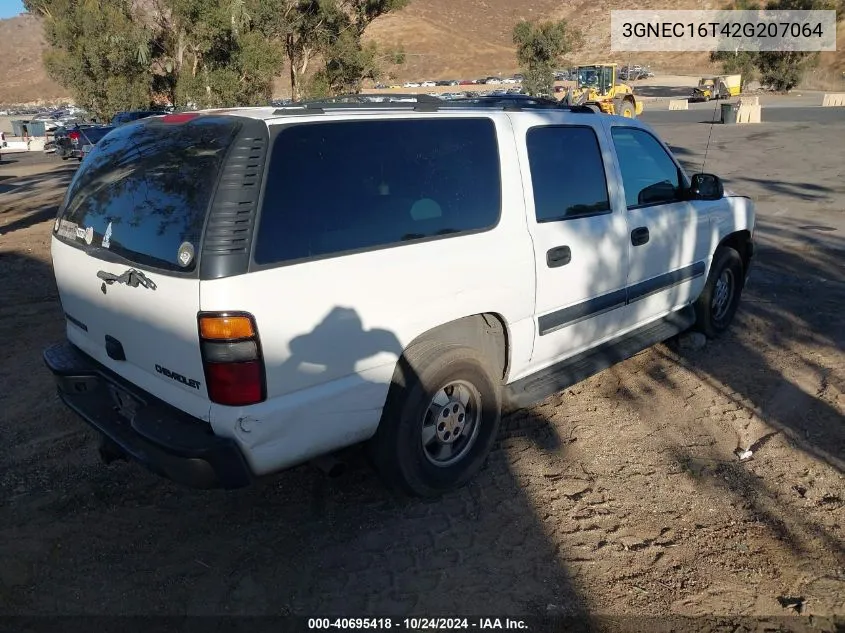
[43,96,755,496]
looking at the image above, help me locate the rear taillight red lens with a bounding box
[198,312,265,406]
[204,361,263,406]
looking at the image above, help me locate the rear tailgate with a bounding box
[51,114,249,420]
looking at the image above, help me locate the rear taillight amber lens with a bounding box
[199,315,255,340]
[198,312,265,406]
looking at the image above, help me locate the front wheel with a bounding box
[618,101,636,118]
[368,344,502,497]
[694,247,745,338]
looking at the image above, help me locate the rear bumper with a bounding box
[43,341,253,489]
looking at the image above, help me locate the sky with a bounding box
[0,0,25,20]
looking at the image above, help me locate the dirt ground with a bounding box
[0,118,843,630]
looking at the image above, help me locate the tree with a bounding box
[709,51,758,90]
[24,0,153,120]
[309,36,405,97]
[710,0,839,93]
[27,0,409,113]
[513,19,580,97]
[755,50,819,91]
[751,0,841,91]
[248,0,408,101]
[151,0,281,109]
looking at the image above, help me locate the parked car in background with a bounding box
[53,124,100,160]
[78,126,115,162]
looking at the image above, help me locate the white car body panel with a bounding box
[51,239,211,421]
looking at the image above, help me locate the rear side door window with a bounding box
[610,127,685,208]
[526,125,611,222]
[253,118,502,266]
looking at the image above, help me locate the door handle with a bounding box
[546,245,572,268]
[631,227,650,246]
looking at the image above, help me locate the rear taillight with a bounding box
[198,312,266,406]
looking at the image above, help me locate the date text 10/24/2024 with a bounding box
[308,618,529,630]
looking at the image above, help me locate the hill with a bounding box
[1,2,842,105]
[364,0,844,87]
[0,13,65,104]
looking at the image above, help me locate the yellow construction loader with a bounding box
[691,75,741,101]
[562,63,643,118]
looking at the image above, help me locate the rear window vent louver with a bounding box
[200,121,270,280]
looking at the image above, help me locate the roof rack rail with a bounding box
[304,93,443,104]
[271,92,595,115]
[272,93,442,113]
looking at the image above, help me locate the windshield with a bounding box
[54,116,241,273]
[577,67,599,87]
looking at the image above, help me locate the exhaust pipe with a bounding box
[310,454,346,478]
[97,438,127,465]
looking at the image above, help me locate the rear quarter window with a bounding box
[253,117,502,266]
[55,117,241,273]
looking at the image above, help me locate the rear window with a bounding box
[253,118,501,266]
[55,117,240,273]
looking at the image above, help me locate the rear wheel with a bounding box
[368,343,502,497]
[694,247,745,338]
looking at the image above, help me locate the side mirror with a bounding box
[689,173,724,200]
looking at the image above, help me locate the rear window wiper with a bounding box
[97,268,157,290]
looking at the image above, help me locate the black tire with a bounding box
[618,100,636,118]
[694,247,744,338]
[368,343,502,497]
